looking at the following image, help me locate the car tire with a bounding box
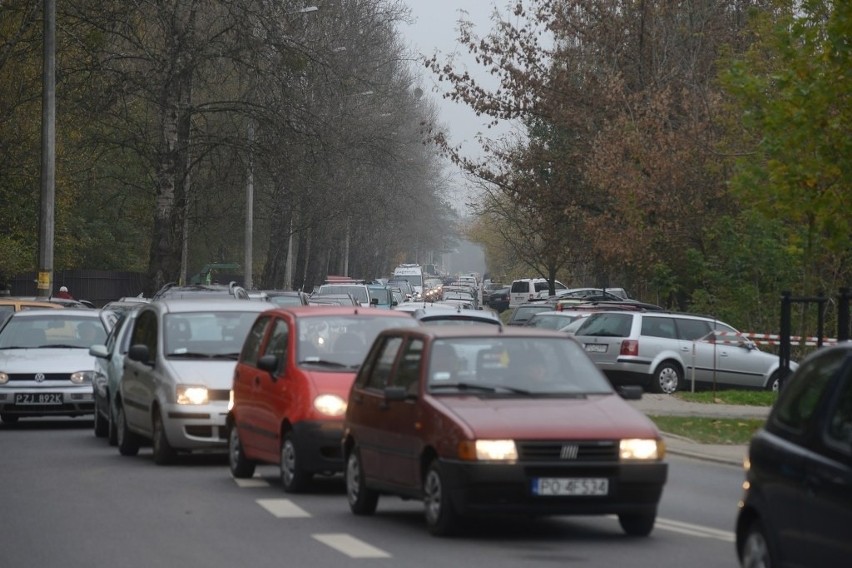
[280,432,312,493]
[651,362,681,394]
[0,413,19,424]
[107,404,118,446]
[152,408,177,465]
[618,512,656,537]
[116,403,140,457]
[228,423,256,479]
[346,446,379,515]
[423,459,459,536]
[767,371,781,392]
[94,401,109,438]
[740,519,774,567]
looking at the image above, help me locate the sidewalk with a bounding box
[627,394,771,467]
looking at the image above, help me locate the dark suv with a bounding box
[736,343,852,568]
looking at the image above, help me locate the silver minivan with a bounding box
[572,311,792,394]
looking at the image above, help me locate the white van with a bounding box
[509,278,567,308]
[392,264,424,298]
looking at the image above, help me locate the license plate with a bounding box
[15,393,63,405]
[532,478,609,496]
[584,344,607,353]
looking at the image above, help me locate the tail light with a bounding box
[620,340,638,356]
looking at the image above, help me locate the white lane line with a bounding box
[256,499,311,518]
[312,534,391,559]
[655,518,735,542]
[233,477,269,488]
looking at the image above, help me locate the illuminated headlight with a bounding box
[458,440,518,461]
[0,372,8,385]
[313,394,346,417]
[619,439,664,460]
[176,385,209,405]
[70,371,95,384]
[228,389,234,411]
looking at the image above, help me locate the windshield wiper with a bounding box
[210,353,240,360]
[168,352,215,359]
[429,382,497,393]
[298,359,349,368]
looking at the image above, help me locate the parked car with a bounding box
[115,299,270,463]
[523,310,586,331]
[572,311,794,393]
[227,306,420,492]
[736,343,852,568]
[509,278,567,308]
[0,309,114,423]
[0,298,64,322]
[90,307,142,444]
[506,301,552,326]
[342,325,667,536]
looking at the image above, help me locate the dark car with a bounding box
[342,325,667,536]
[505,301,551,326]
[735,343,852,568]
[486,286,510,312]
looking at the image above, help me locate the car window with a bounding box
[575,313,633,337]
[675,318,713,340]
[365,336,403,389]
[534,281,550,293]
[641,317,677,339]
[131,310,158,355]
[240,315,270,366]
[824,361,852,453]
[511,281,528,293]
[394,339,423,393]
[265,319,289,374]
[773,349,846,435]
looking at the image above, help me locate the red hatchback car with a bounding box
[342,325,668,536]
[227,306,419,492]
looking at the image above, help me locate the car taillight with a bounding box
[620,340,638,356]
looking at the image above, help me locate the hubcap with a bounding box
[229,427,241,468]
[346,454,360,504]
[424,470,442,524]
[742,530,770,568]
[659,368,678,394]
[117,408,125,445]
[281,440,296,485]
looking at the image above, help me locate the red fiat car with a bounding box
[342,325,668,536]
[227,306,419,492]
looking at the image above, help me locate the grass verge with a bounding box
[649,415,765,445]
[674,389,776,406]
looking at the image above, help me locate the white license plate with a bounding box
[584,344,607,353]
[532,478,609,496]
[15,393,63,405]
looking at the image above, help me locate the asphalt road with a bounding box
[1,418,745,568]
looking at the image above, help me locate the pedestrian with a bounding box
[56,286,74,300]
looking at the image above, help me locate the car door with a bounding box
[373,337,425,489]
[255,316,292,458]
[799,357,852,565]
[122,308,159,434]
[233,314,273,457]
[709,323,771,388]
[672,317,715,386]
[348,335,405,485]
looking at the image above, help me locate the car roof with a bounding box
[267,305,416,318]
[384,324,568,340]
[145,299,272,313]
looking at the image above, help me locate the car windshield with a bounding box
[317,285,369,304]
[427,337,613,395]
[0,313,107,349]
[297,315,418,368]
[164,311,260,357]
[574,312,633,337]
[527,314,579,330]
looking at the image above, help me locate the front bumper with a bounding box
[439,459,668,517]
[0,386,94,418]
[162,401,230,450]
[291,420,345,474]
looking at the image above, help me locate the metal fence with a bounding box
[7,270,147,308]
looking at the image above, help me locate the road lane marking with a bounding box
[256,499,311,518]
[233,477,269,488]
[312,534,391,558]
[655,518,735,542]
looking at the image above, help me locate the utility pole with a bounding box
[37,0,56,297]
[244,122,254,289]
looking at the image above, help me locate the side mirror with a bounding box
[257,354,279,375]
[89,344,109,359]
[371,298,379,306]
[617,385,643,400]
[384,386,409,402]
[128,344,151,365]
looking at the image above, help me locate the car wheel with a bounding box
[618,512,656,537]
[346,446,379,515]
[767,371,781,392]
[0,413,19,424]
[93,401,109,438]
[116,403,140,457]
[280,432,312,493]
[228,423,256,479]
[107,404,118,446]
[651,362,681,394]
[152,408,177,465]
[740,519,773,568]
[423,459,459,536]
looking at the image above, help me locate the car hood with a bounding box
[303,369,358,398]
[0,348,95,372]
[165,359,238,389]
[431,394,660,439]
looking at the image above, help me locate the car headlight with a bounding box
[313,394,346,417]
[228,389,234,411]
[620,439,664,460]
[0,372,8,385]
[176,385,209,405]
[458,440,518,461]
[70,371,95,384]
